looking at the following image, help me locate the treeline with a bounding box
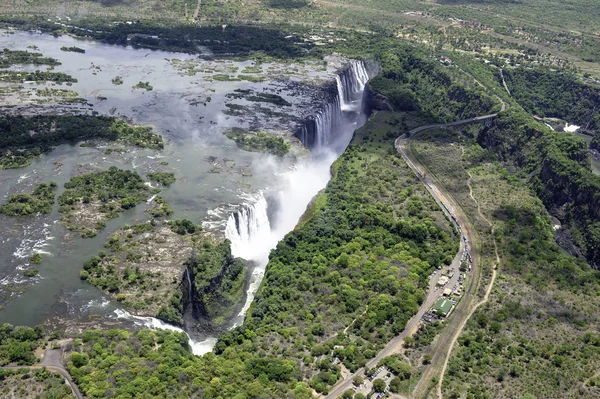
[479,108,600,267]
[370,47,497,121]
[1,16,315,59]
[501,66,600,132]
[0,115,163,168]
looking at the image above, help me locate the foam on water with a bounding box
[114,309,211,356]
[13,221,54,259]
[565,123,581,133]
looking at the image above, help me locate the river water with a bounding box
[0,30,372,352]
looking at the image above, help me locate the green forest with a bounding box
[501,67,600,132]
[0,115,163,168]
[478,108,600,267]
[371,47,497,119]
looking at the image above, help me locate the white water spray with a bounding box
[114,309,215,356]
[202,59,375,353]
[224,192,274,265]
[297,60,372,152]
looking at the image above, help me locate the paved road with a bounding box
[326,108,505,398]
[2,346,84,399]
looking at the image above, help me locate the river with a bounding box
[0,30,375,353]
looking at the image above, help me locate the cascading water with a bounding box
[179,59,376,355]
[336,60,371,112]
[224,192,274,265]
[297,60,372,153]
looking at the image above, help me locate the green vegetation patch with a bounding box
[111,76,123,85]
[132,81,153,90]
[58,167,151,236]
[30,253,42,265]
[60,46,85,53]
[592,133,600,151]
[0,367,74,399]
[0,181,57,216]
[225,128,290,156]
[0,115,163,169]
[147,196,173,218]
[188,240,247,324]
[0,48,61,68]
[0,70,77,83]
[0,323,43,365]
[23,269,38,278]
[147,172,176,186]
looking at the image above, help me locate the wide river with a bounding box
[0,30,368,350]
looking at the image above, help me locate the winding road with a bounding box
[326,106,505,399]
[2,346,84,399]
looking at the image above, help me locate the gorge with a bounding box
[0,30,376,356]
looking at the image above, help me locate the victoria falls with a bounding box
[1,1,600,398]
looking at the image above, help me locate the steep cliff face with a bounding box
[501,67,600,132]
[478,109,600,267]
[186,241,248,326]
[365,83,393,112]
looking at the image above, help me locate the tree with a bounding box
[342,390,354,399]
[390,377,403,393]
[373,378,386,392]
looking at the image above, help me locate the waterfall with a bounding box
[185,267,193,305]
[194,58,375,354]
[296,60,373,152]
[337,60,371,112]
[224,192,274,265]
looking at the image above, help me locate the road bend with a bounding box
[1,347,84,399]
[326,109,504,399]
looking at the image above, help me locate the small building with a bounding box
[443,288,452,297]
[437,276,449,287]
[432,298,454,317]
